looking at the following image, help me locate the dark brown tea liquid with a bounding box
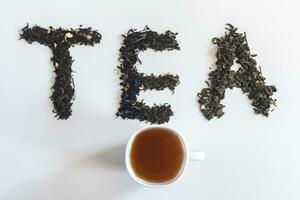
[130,128,185,183]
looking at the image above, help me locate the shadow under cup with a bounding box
[125,127,188,187]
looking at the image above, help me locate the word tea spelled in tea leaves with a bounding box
[198,24,277,120]
[20,25,101,119]
[117,26,180,124]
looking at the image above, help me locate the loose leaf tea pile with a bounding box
[198,24,277,120]
[116,26,180,124]
[20,25,101,119]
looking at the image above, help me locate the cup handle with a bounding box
[188,151,205,161]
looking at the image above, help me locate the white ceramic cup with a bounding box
[125,126,205,187]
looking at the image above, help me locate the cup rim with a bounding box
[125,126,188,187]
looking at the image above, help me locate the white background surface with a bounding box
[0,0,300,199]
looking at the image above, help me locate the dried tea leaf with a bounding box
[20,25,102,119]
[198,24,277,120]
[116,26,180,124]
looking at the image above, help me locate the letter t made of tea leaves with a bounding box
[20,25,102,119]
